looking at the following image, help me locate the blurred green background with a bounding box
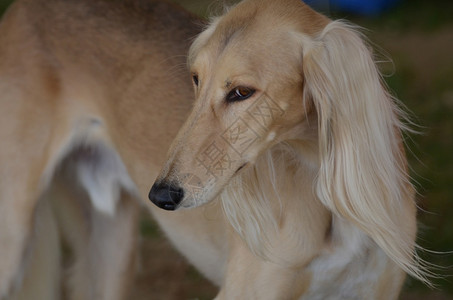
[1,0,452,298]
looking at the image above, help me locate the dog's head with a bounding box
[149,0,327,210]
[149,0,425,282]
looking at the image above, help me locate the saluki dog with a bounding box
[149,0,429,299]
[0,0,426,299]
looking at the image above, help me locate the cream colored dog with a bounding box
[149,0,429,299]
[0,0,426,299]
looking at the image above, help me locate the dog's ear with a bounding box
[301,21,426,281]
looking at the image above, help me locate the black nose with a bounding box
[148,181,184,211]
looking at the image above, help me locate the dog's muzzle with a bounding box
[148,181,184,211]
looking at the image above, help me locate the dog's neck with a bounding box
[221,140,390,298]
[221,140,331,265]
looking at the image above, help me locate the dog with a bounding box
[148,0,430,298]
[0,0,427,299]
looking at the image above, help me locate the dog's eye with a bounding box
[226,87,255,102]
[192,74,199,86]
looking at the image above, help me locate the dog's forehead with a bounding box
[189,0,330,83]
[202,0,328,60]
[217,0,328,37]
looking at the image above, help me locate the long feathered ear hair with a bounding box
[301,20,429,282]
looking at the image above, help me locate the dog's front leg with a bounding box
[216,238,312,300]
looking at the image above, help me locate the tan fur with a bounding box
[0,0,219,298]
[1,0,423,299]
